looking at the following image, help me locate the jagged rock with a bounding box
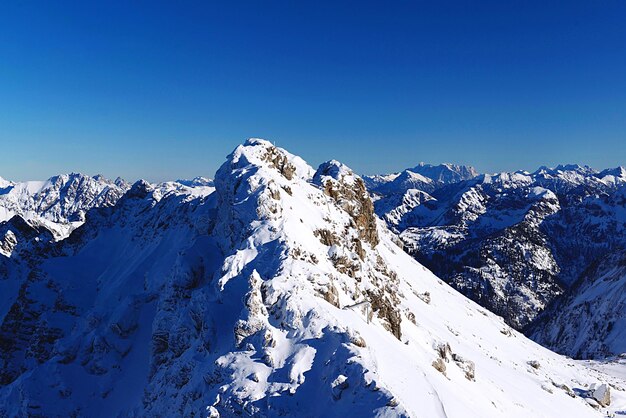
[314,228,338,246]
[432,358,446,374]
[367,290,402,340]
[452,353,475,381]
[552,382,575,398]
[527,360,541,369]
[314,161,379,247]
[350,333,367,348]
[416,291,431,304]
[322,283,340,308]
[259,141,297,180]
[436,342,452,361]
[500,327,512,337]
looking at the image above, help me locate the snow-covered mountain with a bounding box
[1,139,624,417]
[175,176,215,188]
[0,215,55,258]
[529,252,626,359]
[0,173,216,259]
[369,163,626,345]
[0,173,130,239]
[364,163,478,195]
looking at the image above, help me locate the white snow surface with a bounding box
[0,139,625,417]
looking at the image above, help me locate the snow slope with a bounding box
[0,140,624,417]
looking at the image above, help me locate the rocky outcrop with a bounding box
[314,160,379,248]
[431,342,475,381]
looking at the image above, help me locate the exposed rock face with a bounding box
[578,381,612,408]
[259,139,297,180]
[452,353,475,381]
[312,161,403,339]
[367,289,402,339]
[431,342,475,381]
[314,160,379,248]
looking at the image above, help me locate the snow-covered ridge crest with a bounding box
[197,139,408,415]
[203,139,624,416]
[212,138,313,250]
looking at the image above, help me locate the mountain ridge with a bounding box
[1,139,624,416]
[369,162,626,357]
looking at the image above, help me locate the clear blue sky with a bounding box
[1,1,625,181]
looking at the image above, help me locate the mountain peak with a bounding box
[175,176,214,188]
[0,176,12,189]
[410,162,479,183]
[365,162,479,196]
[125,179,154,200]
[313,160,356,185]
[533,164,596,176]
[244,137,273,147]
[224,138,314,183]
[598,166,626,179]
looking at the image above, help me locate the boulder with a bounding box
[589,383,610,407]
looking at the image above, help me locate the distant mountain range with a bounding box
[0,173,129,239]
[367,162,626,359]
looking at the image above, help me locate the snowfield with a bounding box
[1,139,625,417]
